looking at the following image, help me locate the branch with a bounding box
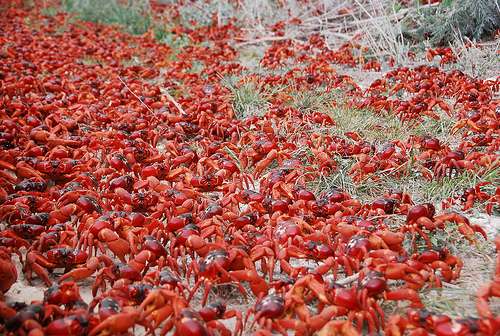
[160,88,186,115]
[335,272,360,285]
[117,76,154,114]
[234,35,296,47]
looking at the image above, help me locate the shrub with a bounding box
[418,0,500,45]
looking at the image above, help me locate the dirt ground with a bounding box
[5,215,499,334]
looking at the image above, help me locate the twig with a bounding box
[369,214,402,221]
[335,272,360,285]
[234,35,295,47]
[117,76,154,114]
[442,282,461,289]
[160,87,186,115]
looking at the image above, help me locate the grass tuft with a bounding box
[449,37,500,79]
[227,82,268,119]
[41,6,60,17]
[307,158,356,196]
[329,106,408,144]
[289,87,340,115]
[222,75,286,119]
[418,167,499,205]
[153,24,192,60]
[62,0,152,35]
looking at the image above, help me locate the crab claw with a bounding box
[384,288,423,308]
[25,250,55,286]
[48,204,77,225]
[98,228,130,262]
[59,257,100,282]
[89,310,139,336]
[114,187,132,204]
[253,149,278,178]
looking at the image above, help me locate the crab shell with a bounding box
[0,249,17,294]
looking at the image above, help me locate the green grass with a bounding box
[285,87,474,203]
[296,90,497,209]
[41,6,60,16]
[306,158,356,196]
[120,55,144,67]
[229,81,269,119]
[62,0,152,35]
[289,87,340,115]
[222,75,287,119]
[331,107,408,143]
[286,87,409,144]
[329,103,458,146]
[154,25,192,50]
[306,156,412,202]
[418,167,498,205]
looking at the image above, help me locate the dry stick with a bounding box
[238,7,352,47]
[442,282,461,289]
[160,87,186,115]
[352,0,397,56]
[234,35,296,47]
[369,214,401,221]
[299,3,346,22]
[117,76,154,114]
[336,272,360,285]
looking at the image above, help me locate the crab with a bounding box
[187,248,268,305]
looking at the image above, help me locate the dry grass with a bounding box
[350,0,410,64]
[449,37,500,79]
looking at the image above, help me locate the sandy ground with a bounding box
[4,216,498,335]
[6,261,94,306]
